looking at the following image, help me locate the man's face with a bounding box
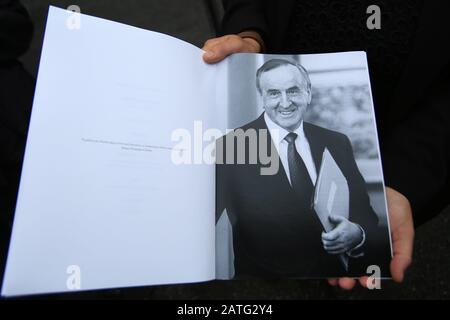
[260,64,311,131]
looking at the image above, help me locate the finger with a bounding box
[328,278,338,286]
[324,248,347,255]
[202,37,223,51]
[322,238,342,247]
[202,35,245,63]
[390,219,414,283]
[328,214,346,225]
[321,229,341,241]
[202,37,228,56]
[202,37,228,63]
[202,50,220,63]
[359,276,369,288]
[206,35,258,63]
[390,253,412,283]
[322,243,347,254]
[323,247,346,254]
[385,186,415,282]
[322,241,344,251]
[338,277,357,290]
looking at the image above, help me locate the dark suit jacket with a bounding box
[216,114,391,278]
[221,0,450,226]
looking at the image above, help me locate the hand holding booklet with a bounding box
[1,6,392,296]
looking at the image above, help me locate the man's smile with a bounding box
[278,107,297,117]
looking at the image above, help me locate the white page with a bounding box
[2,6,224,296]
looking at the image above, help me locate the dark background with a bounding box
[8,0,450,299]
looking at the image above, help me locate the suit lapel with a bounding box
[303,122,325,176]
[252,113,294,190]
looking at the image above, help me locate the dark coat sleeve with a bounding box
[221,0,268,40]
[341,135,379,229]
[220,0,297,52]
[0,0,33,177]
[383,65,450,227]
[0,0,33,62]
[0,0,34,233]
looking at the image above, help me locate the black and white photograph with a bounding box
[216,52,392,279]
[3,0,450,301]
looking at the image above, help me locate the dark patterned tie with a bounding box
[284,132,314,209]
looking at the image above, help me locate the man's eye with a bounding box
[287,88,300,95]
[268,91,280,97]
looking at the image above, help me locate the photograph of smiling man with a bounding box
[216,53,392,279]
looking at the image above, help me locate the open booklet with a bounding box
[1,6,392,296]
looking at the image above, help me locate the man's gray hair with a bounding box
[256,59,311,94]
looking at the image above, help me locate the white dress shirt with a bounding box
[264,112,317,186]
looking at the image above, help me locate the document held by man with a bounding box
[2,6,392,296]
[313,148,350,233]
[313,148,351,270]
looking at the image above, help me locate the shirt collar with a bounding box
[263,112,305,146]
